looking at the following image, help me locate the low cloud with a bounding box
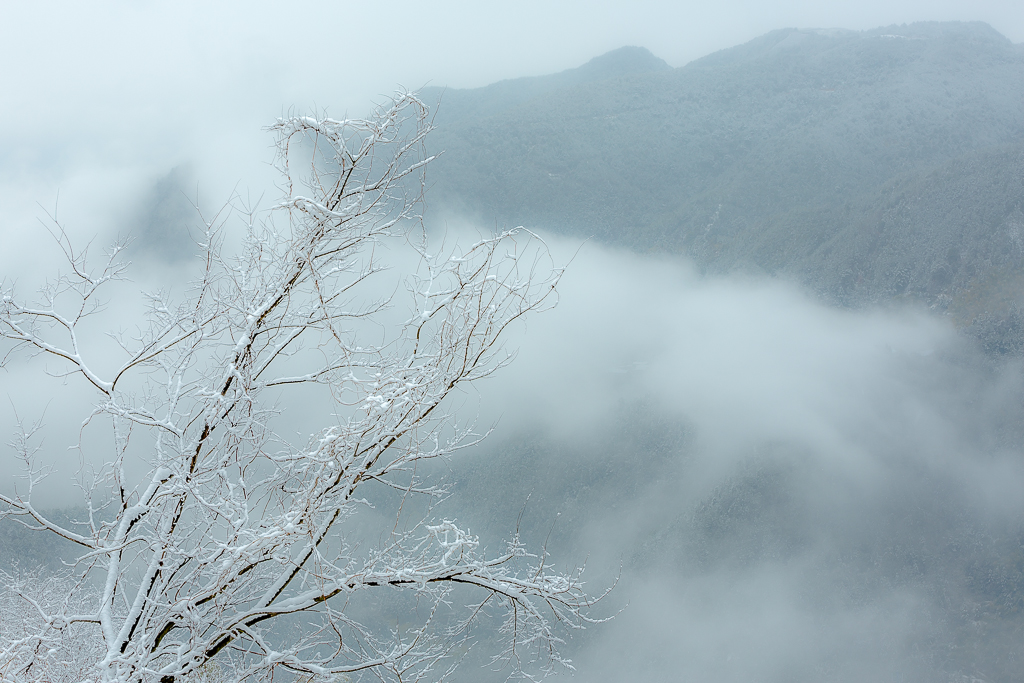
[444,233,1024,682]
[3,212,1022,681]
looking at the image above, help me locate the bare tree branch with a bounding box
[0,92,602,683]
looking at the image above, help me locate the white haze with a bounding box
[2,1,1022,283]
[5,221,1024,679]
[3,4,1024,680]
[443,235,1024,682]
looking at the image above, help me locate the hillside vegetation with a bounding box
[424,22,1024,347]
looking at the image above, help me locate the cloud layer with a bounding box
[443,236,1024,682]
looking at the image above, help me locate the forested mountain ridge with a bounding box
[423,21,1024,347]
[424,45,671,125]
[4,21,1024,683]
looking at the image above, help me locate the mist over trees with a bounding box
[424,22,1024,349]
[0,96,598,683]
[3,18,1024,683]
[419,20,1024,682]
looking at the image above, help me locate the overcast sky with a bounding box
[2,0,1022,459]
[2,0,1023,391]
[5,6,1024,678]
[2,1,1022,196]
[1,1,1021,253]
[3,0,1024,427]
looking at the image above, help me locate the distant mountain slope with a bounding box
[423,21,1024,344]
[420,46,670,125]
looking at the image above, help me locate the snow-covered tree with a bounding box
[0,93,600,682]
[0,568,104,682]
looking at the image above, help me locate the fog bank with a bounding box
[443,235,1024,682]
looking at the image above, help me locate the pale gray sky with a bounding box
[4,8,1024,676]
[1,0,1021,256]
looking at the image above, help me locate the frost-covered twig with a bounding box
[0,93,600,683]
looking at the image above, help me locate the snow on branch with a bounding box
[0,92,601,683]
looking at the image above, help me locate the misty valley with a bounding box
[3,19,1024,683]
